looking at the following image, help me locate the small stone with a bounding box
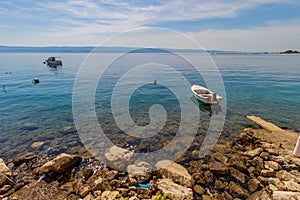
[193,185,205,195]
[13,152,37,165]
[276,170,298,182]
[137,187,151,199]
[268,184,278,191]
[260,152,269,160]
[248,189,272,200]
[204,170,214,184]
[261,169,274,177]
[209,161,229,175]
[229,154,247,173]
[0,158,12,176]
[155,160,192,187]
[31,141,45,148]
[248,178,261,192]
[83,193,94,200]
[264,161,282,171]
[79,185,91,198]
[202,195,212,200]
[156,178,193,200]
[243,148,263,158]
[0,184,11,195]
[230,168,249,184]
[214,179,226,189]
[91,177,112,191]
[228,181,249,197]
[100,191,119,200]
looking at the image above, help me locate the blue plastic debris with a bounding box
[138,182,150,189]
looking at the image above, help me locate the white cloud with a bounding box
[187,19,300,51]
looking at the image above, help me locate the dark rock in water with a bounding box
[13,152,37,165]
[19,123,39,131]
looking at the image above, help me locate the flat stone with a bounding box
[155,160,192,187]
[284,180,300,192]
[0,158,11,176]
[243,148,263,158]
[100,191,119,200]
[91,177,112,191]
[228,181,249,197]
[267,178,285,191]
[229,154,248,173]
[33,153,81,176]
[209,161,229,176]
[261,169,275,177]
[248,178,261,192]
[13,152,37,165]
[79,185,91,198]
[210,152,228,164]
[272,191,300,200]
[276,170,298,182]
[193,185,205,195]
[156,178,193,200]
[31,141,45,149]
[214,179,226,189]
[264,161,282,171]
[230,168,249,184]
[248,189,272,200]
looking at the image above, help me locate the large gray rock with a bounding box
[0,158,11,176]
[156,178,193,200]
[155,160,192,187]
[33,153,81,175]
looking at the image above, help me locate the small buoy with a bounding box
[154,80,157,85]
[33,78,40,84]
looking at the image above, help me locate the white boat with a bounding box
[191,84,223,105]
[43,57,62,66]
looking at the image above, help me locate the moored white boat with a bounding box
[191,84,223,105]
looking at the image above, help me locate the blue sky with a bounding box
[0,0,300,51]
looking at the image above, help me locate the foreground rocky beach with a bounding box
[1,116,300,200]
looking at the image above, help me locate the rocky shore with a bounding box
[1,116,300,200]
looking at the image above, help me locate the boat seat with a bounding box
[194,89,210,94]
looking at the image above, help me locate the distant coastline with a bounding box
[280,50,300,54]
[0,45,286,54]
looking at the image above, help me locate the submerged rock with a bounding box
[19,123,39,131]
[13,152,37,165]
[30,141,45,149]
[105,146,133,170]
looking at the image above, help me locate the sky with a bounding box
[0,0,300,51]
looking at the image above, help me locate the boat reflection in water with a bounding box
[191,96,222,116]
[47,65,62,74]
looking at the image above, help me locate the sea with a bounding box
[0,53,299,159]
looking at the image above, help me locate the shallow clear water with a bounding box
[0,53,299,158]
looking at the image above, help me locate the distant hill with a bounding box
[0,46,278,54]
[280,50,300,54]
[0,46,218,54]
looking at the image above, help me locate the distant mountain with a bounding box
[0,46,276,54]
[0,46,217,53]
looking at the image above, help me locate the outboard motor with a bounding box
[213,92,217,101]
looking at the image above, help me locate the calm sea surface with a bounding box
[0,53,299,158]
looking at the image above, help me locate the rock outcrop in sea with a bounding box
[0,116,299,199]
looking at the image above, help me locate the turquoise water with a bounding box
[0,53,299,158]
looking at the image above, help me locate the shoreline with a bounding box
[1,116,300,199]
